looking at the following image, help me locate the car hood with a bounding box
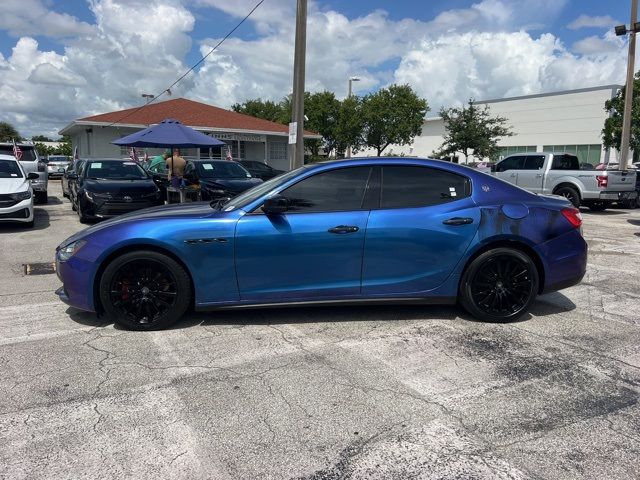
[200,177,263,193]
[84,179,158,195]
[58,201,226,248]
[0,178,29,194]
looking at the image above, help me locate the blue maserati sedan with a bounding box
[55,158,587,330]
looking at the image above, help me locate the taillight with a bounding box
[596,175,608,188]
[561,207,582,228]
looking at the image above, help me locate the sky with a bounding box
[0,0,631,138]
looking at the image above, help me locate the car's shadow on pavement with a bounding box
[0,208,50,233]
[580,209,628,216]
[65,292,576,331]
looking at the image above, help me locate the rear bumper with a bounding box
[535,228,587,293]
[30,178,48,192]
[598,190,637,200]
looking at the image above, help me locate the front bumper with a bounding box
[0,199,34,222]
[599,190,638,200]
[81,197,162,219]
[55,252,96,312]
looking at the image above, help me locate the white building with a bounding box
[361,85,622,166]
[59,98,321,171]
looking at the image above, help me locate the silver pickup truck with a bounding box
[0,142,48,203]
[492,152,637,211]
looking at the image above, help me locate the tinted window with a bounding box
[0,159,23,178]
[551,154,579,171]
[0,145,37,161]
[496,156,525,172]
[196,161,251,179]
[280,167,372,212]
[381,166,470,209]
[85,161,147,180]
[523,155,545,170]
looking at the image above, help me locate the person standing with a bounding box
[167,148,187,187]
[148,150,170,171]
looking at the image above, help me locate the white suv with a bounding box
[0,154,36,227]
[0,142,48,203]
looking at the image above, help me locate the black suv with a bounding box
[239,160,285,180]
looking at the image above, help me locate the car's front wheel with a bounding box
[460,248,539,322]
[99,251,192,330]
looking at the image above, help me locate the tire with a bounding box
[554,186,580,208]
[588,202,609,212]
[35,191,48,204]
[459,248,539,323]
[71,200,76,211]
[77,202,90,223]
[99,251,192,330]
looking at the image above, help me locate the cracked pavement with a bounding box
[1,182,639,479]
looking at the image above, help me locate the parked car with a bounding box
[55,157,587,330]
[492,152,637,211]
[0,142,48,203]
[46,155,70,178]
[0,154,37,227]
[184,160,263,200]
[61,159,84,198]
[143,160,169,201]
[239,160,285,180]
[67,159,162,223]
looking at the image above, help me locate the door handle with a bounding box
[443,217,474,226]
[328,225,359,234]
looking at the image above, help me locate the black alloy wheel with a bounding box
[99,251,191,330]
[460,248,539,322]
[554,186,580,208]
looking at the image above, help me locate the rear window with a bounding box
[551,154,579,171]
[0,145,38,162]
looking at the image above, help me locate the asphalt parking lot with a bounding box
[1,181,639,480]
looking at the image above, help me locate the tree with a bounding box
[32,134,54,142]
[360,84,428,156]
[602,72,640,160]
[0,121,21,142]
[333,96,363,157]
[231,98,288,124]
[438,100,514,162]
[56,135,72,156]
[304,91,341,156]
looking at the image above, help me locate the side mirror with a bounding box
[262,195,290,214]
[27,172,39,180]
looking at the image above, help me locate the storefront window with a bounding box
[543,144,602,166]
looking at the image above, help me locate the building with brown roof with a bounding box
[59,98,320,170]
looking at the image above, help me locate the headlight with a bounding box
[57,240,87,262]
[10,191,32,201]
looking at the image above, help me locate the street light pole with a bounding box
[346,76,360,158]
[619,0,638,170]
[288,0,307,170]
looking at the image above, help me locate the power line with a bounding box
[104,0,266,128]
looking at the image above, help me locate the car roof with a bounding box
[0,154,18,162]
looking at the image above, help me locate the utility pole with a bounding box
[618,0,638,170]
[288,0,307,170]
[346,76,360,158]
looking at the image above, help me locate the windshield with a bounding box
[0,159,23,178]
[222,167,304,210]
[196,161,252,179]
[86,161,148,180]
[0,145,38,161]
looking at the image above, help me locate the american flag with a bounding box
[12,139,22,160]
[130,147,139,163]
[226,145,233,161]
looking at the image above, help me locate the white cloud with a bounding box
[0,0,631,138]
[568,14,618,30]
[0,0,94,38]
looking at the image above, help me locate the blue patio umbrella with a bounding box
[112,118,226,185]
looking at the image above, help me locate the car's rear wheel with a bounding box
[460,248,539,322]
[99,251,191,330]
[554,186,580,208]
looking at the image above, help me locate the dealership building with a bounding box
[363,84,622,166]
[59,98,320,171]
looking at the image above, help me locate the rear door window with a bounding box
[0,145,37,161]
[380,166,470,209]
